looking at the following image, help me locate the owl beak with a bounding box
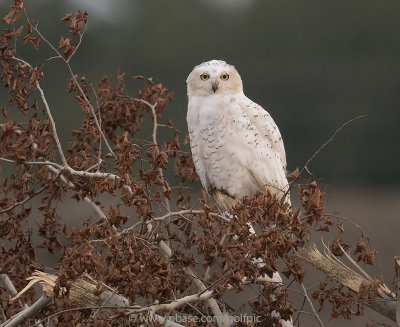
[211,82,219,93]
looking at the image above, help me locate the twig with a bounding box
[85,162,102,172]
[287,115,366,194]
[68,67,116,159]
[0,185,47,214]
[158,241,226,327]
[11,56,67,166]
[0,169,62,214]
[23,12,116,160]
[89,82,104,169]
[0,156,118,223]
[0,158,52,166]
[0,158,18,164]
[154,209,230,223]
[300,283,325,327]
[301,115,366,176]
[35,78,67,165]
[121,209,230,234]
[293,296,307,326]
[65,166,133,195]
[135,98,170,212]
[325,214,370,242]
[23,10,61,58]
[183,267,227,324]
[0,158,133,195]
[66,21,87,63]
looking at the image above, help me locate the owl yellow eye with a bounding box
[200,74,210,81]
[220,74,230,81]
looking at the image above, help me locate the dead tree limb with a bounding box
[0,296,51,327]
[296,245,396,322]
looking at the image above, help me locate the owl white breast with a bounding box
[186,60,289,205]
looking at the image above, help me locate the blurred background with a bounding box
[1,0,399,325]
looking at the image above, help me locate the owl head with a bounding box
[186,60,243,97]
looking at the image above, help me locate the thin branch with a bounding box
[68,66,116,159]
[66,22,87,63]
[154,209,230,223]
[300,283,325,327]
[35,79,67,165]
[183,267,226,322]
[0,158,133,195]
[13,56,68,166]
[325,213,370,242]
[286,115,366,195]
[158,241,226,327]
[0,158,52,166]
[0,186,47,214]
[135,98,170,212]
[89,82,104,170]
[0,156,121,223]
[293,296,307,326]
[65,166,133,194]
[0,158,17,164]
[11,56,67,166]
[0,170,62,214]
[24,10,62,58]
[85,161,102,172]
[121,209,230,235]
[301,115,366,176]
[23,12,116,160]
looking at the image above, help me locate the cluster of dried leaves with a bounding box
[0,2,379,326]
[312,280,380,320]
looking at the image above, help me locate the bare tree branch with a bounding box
[0,170,62,214]
[297,245,396,322]
[120,209,230,235]
[301,115,366,177]
[0,295,51,327]
[11,56,67,166]
[157,241,226,327]
[135,98,170,212]
[0,185,47,214]
[286,115,366,195]
[22,10,116,161]
[0,158,133,195]
[66,21,87,63]
[301,283,325,327]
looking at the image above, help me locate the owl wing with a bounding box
[187,95,288,202]
[187,122,208,193]
[239,95,287,172]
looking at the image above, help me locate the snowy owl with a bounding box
[186,60,290,209]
